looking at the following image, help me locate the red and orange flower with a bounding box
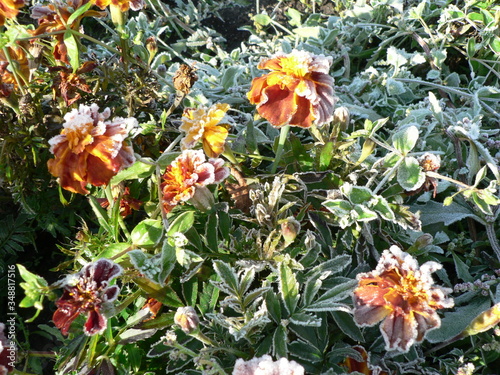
[0,44,29,99]
[247,49,336,128]
[53,259,122,336]
[353,245,454,353]
[47,103,136,195]
[0,0,25,26]
[160,149,229,213]
[180,103,231,158]
[343,346,388,375]
[31,0,105,64]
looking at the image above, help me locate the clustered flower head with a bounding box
[232,355,304,375]
[180,103,231,158]
[247,49,336,128]
[353,245,454,353]
[53,259,122,336]
[0,0,25,26]
[47,103,136,195]
[160,149,229,213]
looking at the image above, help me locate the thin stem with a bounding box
[485,221,500,261]
[373,157,404,195]
[271,125,290,174]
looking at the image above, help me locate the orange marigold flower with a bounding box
[180,103,231,158]
[93,0,144,12]
[31,0,105,64]
[247,49,336,129]
[353,245,454,353]
[160,149,229,213]
[47,103,136,195]
[0,0,25,26]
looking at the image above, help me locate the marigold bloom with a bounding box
[232,355,304,375]
[0,0,24,26]
[47,103,136,195]
[160,149,229,213]
[93,0,145,12]
[353,246,454,353]
[247,49,336,128]
[31,0,105,64]
[53,259,122,336]
[180,103,231,158]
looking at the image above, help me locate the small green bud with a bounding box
[281,217,301,244]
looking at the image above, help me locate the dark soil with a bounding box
[201,0,339,51]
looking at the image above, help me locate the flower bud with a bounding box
[146,36,158,65]
[462,303,500,337]
[415,233,433,249]
[333,106,350,130]
[174,306,200,334]
[281,217,301,244]
[189,185,215,212]
[304,230,317,251]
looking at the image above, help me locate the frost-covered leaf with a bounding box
[279,263,300,315]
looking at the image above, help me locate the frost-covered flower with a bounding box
[96,185,143,217]
[180,103,231,158]
[353,246,454,353]
[174,306,200,333]
[31,0,105,64]
[0,0,24,26]
[160,149,229,213]
[247,49,336,128]
[232,355,304,375]
[93,0,145,11]
[53,259,122,336]
[47,103,136,195]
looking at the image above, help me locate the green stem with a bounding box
[271,125,290,174]
[485,221,500,262]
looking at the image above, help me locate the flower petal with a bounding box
[84,309,107,335]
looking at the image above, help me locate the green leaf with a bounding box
[427,297,490,343]
[205,212,219,252]
[88,196,114,235]
[279,263,300,316]
[452,252,473,282]
[322,199,352,216]
[63,31,80,72]
[397,156,425,191]
[392,125,419,155]
[213,260,239,296]
[412,199,482,226]
[97,243,131,260]
[266,290,282,323]
[286,8,302,27]
[111,160,155,184]
[319,142,335,171]
[344,185,372,205]
[331,311,364,341]
[272,325,288,358]
[18,264,46,286]
[167,211,195,237]
[386,78,406,95]
[66,1,93,25]
[253,14,272,26]
[288,340,323,362]
[290,312,322,327]
[131,219,163,247]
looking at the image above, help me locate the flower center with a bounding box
[280,55,310,78]
[62,122,95,152]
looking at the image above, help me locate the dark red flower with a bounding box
[53,259,122,336]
